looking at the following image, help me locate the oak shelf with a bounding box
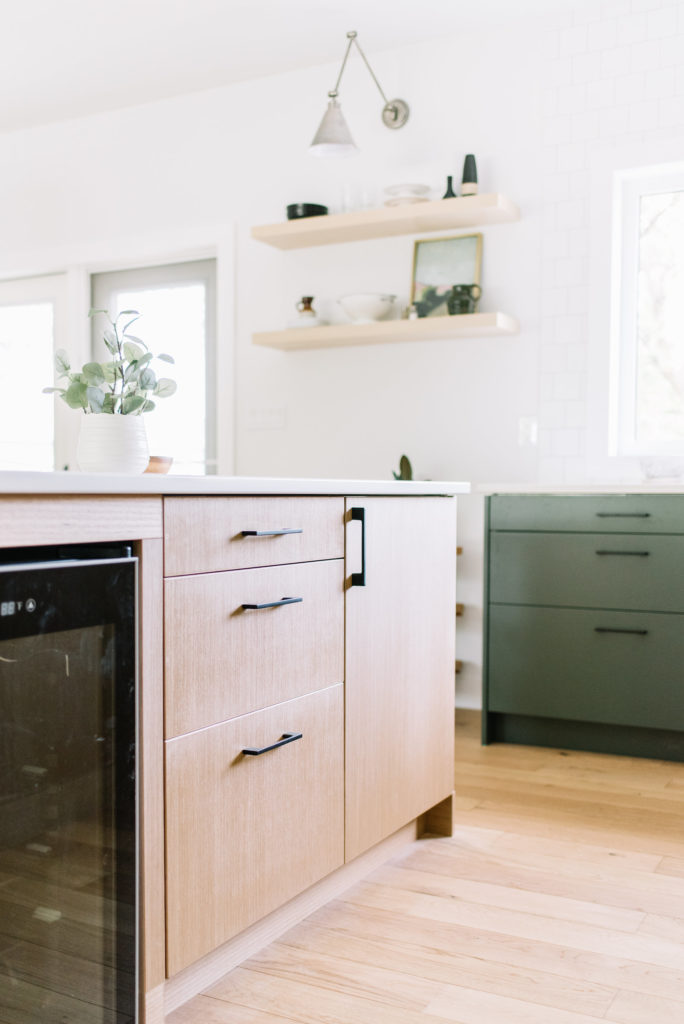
[252,312,519,352]
[251,194,520,250]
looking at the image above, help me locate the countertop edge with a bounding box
[0,472,470,497]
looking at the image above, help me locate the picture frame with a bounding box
[410,233,483,318]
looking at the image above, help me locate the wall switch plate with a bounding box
[518,416,538,446]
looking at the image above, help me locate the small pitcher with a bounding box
[447,283,481,315]
[296,296,316,319]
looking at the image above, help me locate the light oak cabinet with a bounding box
[162,492,457,979]
[344,497,457,860]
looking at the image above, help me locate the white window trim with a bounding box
[612,161,684,459]
[0,226,235,475]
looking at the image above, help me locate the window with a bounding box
[0,274,68,471]
[91,260,216,474]
[613,163,684,456]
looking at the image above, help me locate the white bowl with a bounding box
[338,293,396,324]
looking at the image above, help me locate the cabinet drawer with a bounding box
[487,604,684,731]
[164,496,344,575]
[489,494,684,534]
[489,532,684,612]
[165,684,344,975]
[165,558,343,737]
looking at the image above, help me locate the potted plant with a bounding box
[44,308,176,473]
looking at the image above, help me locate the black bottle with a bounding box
[442,175,457,199]
[461,154,478,196]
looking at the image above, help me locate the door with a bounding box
[344,497,457,861]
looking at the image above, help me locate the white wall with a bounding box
[2,0,684,706]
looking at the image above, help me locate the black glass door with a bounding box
[0,550,137,1024]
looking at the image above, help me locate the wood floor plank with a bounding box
[167,994,303,1024]
[341,880,684,970]
[370,862,646,932]
[208,966,453,1024]
[605,989,684,1023]
[425,984,611,1024]
[276,919,617,1017]
[637,913,684,943]
[655,855,684,878]
[299,899,684,1003]
[399,843,684,917]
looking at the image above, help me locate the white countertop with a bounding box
[0,471,469,497]
[479,482,684,495]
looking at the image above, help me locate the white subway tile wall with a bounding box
[539,0,684,482]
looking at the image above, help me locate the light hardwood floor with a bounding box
[167,709,684,1024]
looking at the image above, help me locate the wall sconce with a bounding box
[310,31,409,157]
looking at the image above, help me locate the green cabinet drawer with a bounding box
[487,604,684,731]
[489,494,684,534]
[489,531,684,612]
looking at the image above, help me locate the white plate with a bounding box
[383,183,431,197]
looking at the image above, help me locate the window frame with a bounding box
[91,259,218,475]
[612,161,684,458]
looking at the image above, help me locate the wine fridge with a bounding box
[0,543,137,1023]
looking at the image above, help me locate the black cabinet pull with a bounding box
[595,512,650,518]
[595,549,650,557]
[350,506,366,587]
[594,627,649,636]
[242,732,302,756]
[241,596,303,610]
[241,528,303,537]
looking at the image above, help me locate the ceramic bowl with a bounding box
[338,293,396,324]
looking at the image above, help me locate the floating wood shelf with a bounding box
[251,194,520,250]
[252,312,519,352]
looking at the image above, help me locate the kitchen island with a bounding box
[0,471,468,1023]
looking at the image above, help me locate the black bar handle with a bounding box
[241,528,303,537]
[242,732,303,756]
[594,627,649,636]
[595,550,650,557]
[241,596,303,610]
[595,512,651,518]
[350,506,366,587]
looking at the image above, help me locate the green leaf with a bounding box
[88,308,108,318]
[123,362,140,384]
[120,316,141,337]
[54,349,70,376]
[154,377,177,399]
[102,393,116,413]
[141,398,156,413]
[103,329,118,354]
[82,362,105,385]
[102,360,121,383]
[157,353,175,364]
[117,309,139,317]
[86,386,106,413]
[123,340,144,363]
[121,393,146,415]
[123,333,148,350]
[64,380,88,410]
[138,367,157,391]
[42,386,64,395]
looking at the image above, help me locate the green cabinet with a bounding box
[483,494,684,760]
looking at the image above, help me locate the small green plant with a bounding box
[43,308,177,414]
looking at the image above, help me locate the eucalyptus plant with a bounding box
[43,308,177,414]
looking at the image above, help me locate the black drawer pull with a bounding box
[241,528,303,537]
[242,732,302,756]
[595,550,650,557]
[595,512,651,518]
[594,627,649,636]
[350,506,366,587]
[241,597,303,610]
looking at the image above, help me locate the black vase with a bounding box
[442,175,457,199]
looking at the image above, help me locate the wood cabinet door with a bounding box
[344,497,457,861]
[165,684,344,975]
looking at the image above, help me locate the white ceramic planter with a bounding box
[77,414,150,474]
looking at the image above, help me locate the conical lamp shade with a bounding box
[309,98,359,157]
